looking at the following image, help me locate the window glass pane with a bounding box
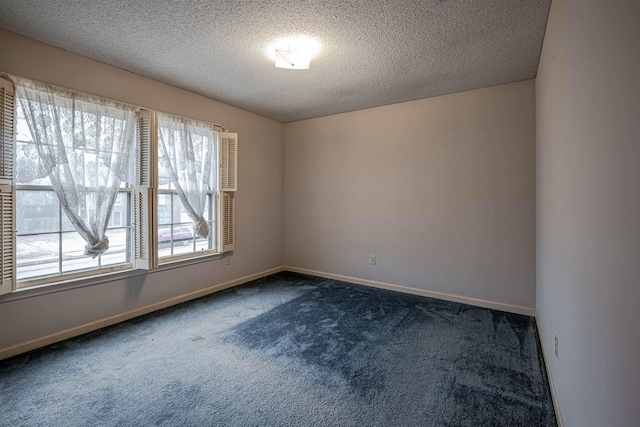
[158,223,198,258]
[60,194,98,230]
[61,192,98,231]
[16,105,34,143]
[108,193,129,228]
[102,228,130,267]
[17,234,60,281]
[174,225,194,245]
[158,157,173,190]
[61,213,75,232]
[83,152,99,189]
[15,105,51,185]
[16,190,58,234]
[158,225,173,258]
[15,142,52,186]
[171,225,194,254]
[203,195,211,221]
[62,232,98,273]
[195,237,209,253]
[158,180,173,190]
[172,194,192,224]
[158,193,172,225]
[195,221,215,252]
[157,191,217,260]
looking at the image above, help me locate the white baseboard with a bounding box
[0,266,284,361]
[284,266,536,316]
[535,314,564,427]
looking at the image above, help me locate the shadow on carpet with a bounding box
[0,272,557,426]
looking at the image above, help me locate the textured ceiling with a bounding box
[0,0,551,123]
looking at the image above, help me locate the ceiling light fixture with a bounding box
[275,48,312,70]
[267,35,322,70]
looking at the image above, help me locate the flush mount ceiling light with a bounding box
[275,48,312,69]
[267,35,322,70]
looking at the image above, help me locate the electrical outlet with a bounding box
[370,255,376,265]
[226,257,231,266]
[554,335,558,358]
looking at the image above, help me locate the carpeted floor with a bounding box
[0,272,557,426]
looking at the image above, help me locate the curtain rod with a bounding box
[152,109,228,132]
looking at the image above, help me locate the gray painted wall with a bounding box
[5,5,639,422]
[0,30,284,351]
[536,1,640,425]
[284,80,536,309]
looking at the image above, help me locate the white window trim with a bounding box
[0,74,237,296]
[0,251,223,303]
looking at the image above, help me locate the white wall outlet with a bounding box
[370,255,376,265]
[226,257,231,266]
[554,334,558,358]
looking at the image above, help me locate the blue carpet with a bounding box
[0,272,557,426]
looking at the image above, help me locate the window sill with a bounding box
[158,249,220,265]
[0,252,224,303]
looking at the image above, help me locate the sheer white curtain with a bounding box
[14,76,137,257]
[158,113,217,239]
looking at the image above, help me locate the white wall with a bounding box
[0,30,284,352]
[536,1,640,426]
[284,80,536,309]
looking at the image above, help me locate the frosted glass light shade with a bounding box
[275,48,312,70]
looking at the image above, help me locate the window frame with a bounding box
[15,184,134,289]
[154,115,221,264]
[0,74,236,295]
[12,87,136,287]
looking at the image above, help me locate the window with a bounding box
[156,114,218,261]
[0,75,237,295]
[11,77,137,287]
[15,190,133,283]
